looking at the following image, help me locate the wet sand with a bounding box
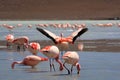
[1,39,120,52]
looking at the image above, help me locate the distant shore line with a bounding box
[0,17,120,21]
[0,39,120,52]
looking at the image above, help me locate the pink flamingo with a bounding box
[2,24,15,32]
[11,55,48,69]
[28,24,32,28]
[36,27,88,46]
[5,34,29,51]
[12,36,29,51]
[17,24,22,27]
[27,42,41,55]
[78,42,84,51]
[40,45,63,71]
[5,34,14,48]
[62,51,81,74]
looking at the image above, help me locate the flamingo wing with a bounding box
[70,28,88,43]
[36,28,58,44]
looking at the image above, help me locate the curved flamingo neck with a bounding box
[55,56,63,71]
[11,61,22,69]
[76,63,81,74]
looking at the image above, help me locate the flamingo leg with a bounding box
[22,45,26,51]
[61,51,64,58]
[63,62,70,74]
[17,45,20,51]
[7,42,13,49]
[55,56,63,71]
[49,58,55,71]
[71,65,74,74]
[52,58,55,71]
[76,63,81,74]
[31,66,35,69]
[49,59,52,71]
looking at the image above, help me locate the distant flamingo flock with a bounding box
[3,21,119,74]
[1,22,120,32]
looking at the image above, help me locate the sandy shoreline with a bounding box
[0,39,120,52]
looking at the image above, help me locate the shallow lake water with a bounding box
[0,20,120,80]
[0,50,120,80]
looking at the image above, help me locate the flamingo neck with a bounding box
[11,61,22,69]
[55,56,63,71]
[76,63,81,74]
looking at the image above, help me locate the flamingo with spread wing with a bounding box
[36,27,88,45]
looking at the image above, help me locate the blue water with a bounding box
[0,50,120,80]
[0,20,120,80]
[0,20,120,41]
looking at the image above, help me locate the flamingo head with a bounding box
[27,42,40,55]
[5,34,14,42]
[29,42,40,50]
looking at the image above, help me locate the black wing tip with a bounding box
[83,27,88,32]
[36,27,45,33]
[36,27,42,31]
[36,27,39,30]
[36,27,57,44]
[72,27,88,43]
[80,28,88,34]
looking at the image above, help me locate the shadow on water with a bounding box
[12,67,50,73]
[26,70,49,73]
[52,73,80,76]
[51,73,81,80]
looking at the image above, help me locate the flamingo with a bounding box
[36,27,88,45]
[12,36,29,51]
[27,42,41,55]
[2,24,15,32]
[5,34,29,51]
[11,55,48,69]
[40,45,63,71]
[78,42,84,51]
[5,34,14,48]
[17,24,22,27]
[62,51,81,74]
[28,24,32,28]
[36,27,88,55]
